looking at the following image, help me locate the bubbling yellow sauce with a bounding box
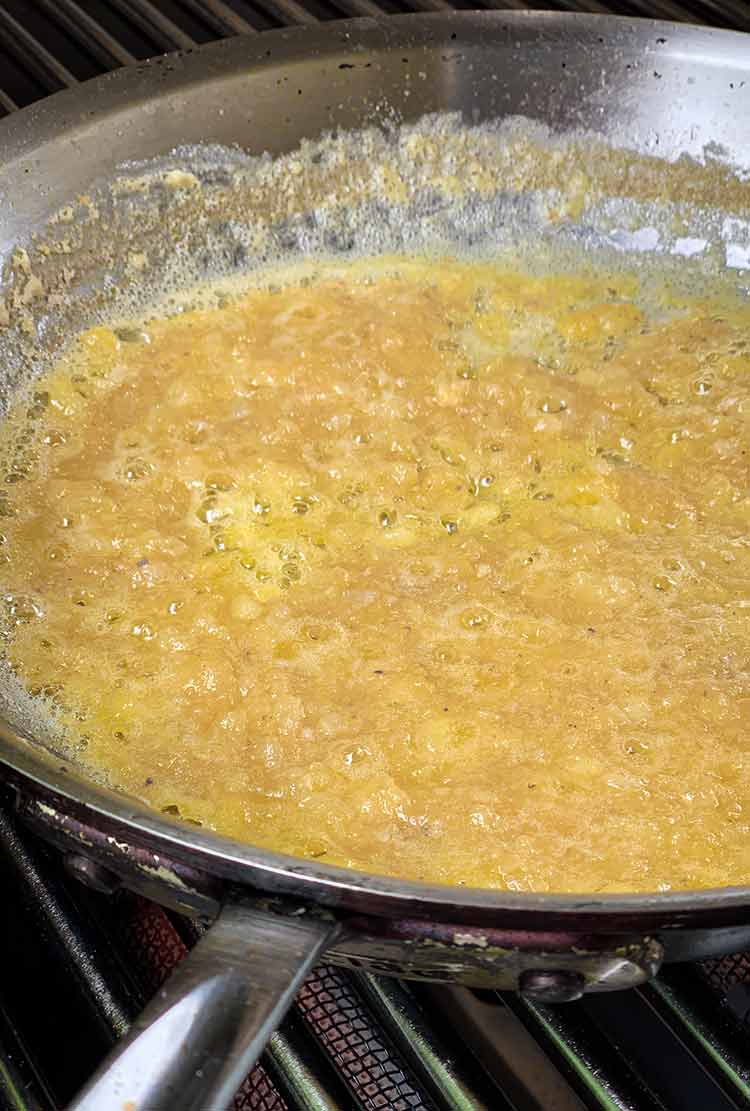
[2,254,750,893]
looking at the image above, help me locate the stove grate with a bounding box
[2,804,750,1111]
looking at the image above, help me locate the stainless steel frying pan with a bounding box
[0,12,750,1111]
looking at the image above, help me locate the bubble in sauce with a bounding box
[4,593,44,625]
[131,622,157,640]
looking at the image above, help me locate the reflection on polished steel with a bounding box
[0,0,748,115]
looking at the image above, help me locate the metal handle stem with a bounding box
[68,901,337,1111]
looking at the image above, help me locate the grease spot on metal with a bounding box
[453,931,489,948]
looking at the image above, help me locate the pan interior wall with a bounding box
[0,0,748,114]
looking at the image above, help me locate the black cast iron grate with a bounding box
[2,3,750,1110]
[4,801,750,1111]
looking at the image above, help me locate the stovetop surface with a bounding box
[4,799,750,1111]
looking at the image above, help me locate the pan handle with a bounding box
[68,900,338,1111]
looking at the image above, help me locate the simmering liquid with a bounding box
[2,255,750,893]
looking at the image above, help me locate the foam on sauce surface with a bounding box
[2,254,750,893]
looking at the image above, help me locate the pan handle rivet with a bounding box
[64,853,121,895]
[519,969,585,1003]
